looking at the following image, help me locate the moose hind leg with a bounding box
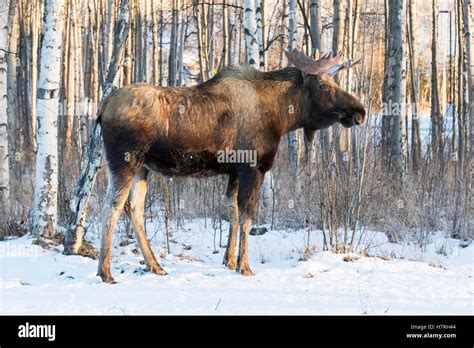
[127,167,166,275]
[98,171,135,283]
[223,175,239,270]
[237,170,264,276]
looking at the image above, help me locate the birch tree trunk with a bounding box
[332,0,346,156]
[465,0,473,235]
[32,0,66,238]
[64,0,130,254]
[309,0,321,55]
[6,0,18,207]
[346,0,359,92]
[453,0,471,237]
[72,0,87,158]
[408,0,421,171]
[400,4,408,178]
[0,0,10,234]
[59,0,75,220]
[464,0,472,157]
[332,0,344,54]
[144,0,152,83]
[288,0,297,51]
[30,0,39,153]
[134,0,143,82]
[236,3,242,65]
[254,0,264,70]
[308,0,321,162]
[221,0,229,68]
[195,0,207,82]
[159,0,164,85]
[383,0,406,181]
[177,7,185,85]
[431,0,443,169]
[168,0,178,86]
[106,0,115,67]
[219,0,232,69]
[227,0,234,66]
[151,0,159,84]
[209,0,215,77]
[244,0,258,68]
[64,0,75,167]
[202,1,210,77]
[287,0,300,178]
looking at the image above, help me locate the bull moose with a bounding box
[97,49,365,283]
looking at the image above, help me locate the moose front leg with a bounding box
[236,169,264,276]
[237,212,253,275]
[223,175,239,270]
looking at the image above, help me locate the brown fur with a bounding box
[97,65,365,282]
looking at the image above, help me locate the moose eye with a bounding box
[320,83,328,90]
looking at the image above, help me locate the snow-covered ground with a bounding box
[1,219,472,315]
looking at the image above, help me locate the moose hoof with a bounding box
[223,258,237,271]
[147,265,167,276]
[237,265,253,276]
[98,271,116,284]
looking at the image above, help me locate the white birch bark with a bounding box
[287,0,300,178]
[32,0,66,237]
[254,0,264,70]
[209,1,215,77]
[31,0,39,152]
[0,0,10,224]
[288,0,297,51]
[244,0,258,68]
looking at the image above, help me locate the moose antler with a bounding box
[285,49,342,75]
[326,57,362,75]
[285,49,360,76]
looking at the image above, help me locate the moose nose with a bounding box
[353,112,365,125]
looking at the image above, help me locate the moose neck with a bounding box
[256,67,310,136]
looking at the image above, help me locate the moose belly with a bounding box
[144,148,224,177]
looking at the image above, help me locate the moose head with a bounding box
[285,49,366,139]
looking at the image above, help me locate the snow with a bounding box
[1,220,472,315]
